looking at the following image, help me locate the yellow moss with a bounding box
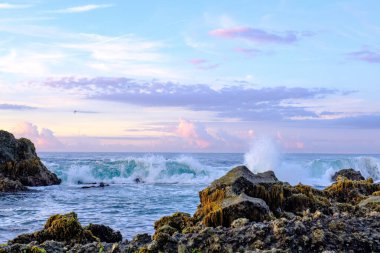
[30,246,47,253]
[324,178,379,204]
[248,184,284,210]
[372,191,380,196]
[195,188,226,226]
[44,212,83,241]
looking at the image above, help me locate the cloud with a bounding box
[188,58,219,70]
[347,50,380,63]
[0,28,174,78]
[235,47,263,57]
[0,3,30,9]
[189,58,207,65]
[293,114,380,129]
[55,4,113,14]
[209,27,303,44]
[177,119,211,148]
[12,122,64,151]
[41,77,339,121]
[0,103,36,110]
[73,110,99,114]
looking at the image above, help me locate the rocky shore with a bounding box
[1,130,379,252]
[1,165,379,252]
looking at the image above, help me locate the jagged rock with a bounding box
[194,166,331,226]
[84,224,122,243]
[0,177,27,192]
[332,168,365,181]
[0,130,61,190]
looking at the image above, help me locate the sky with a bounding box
[0,0,380,153]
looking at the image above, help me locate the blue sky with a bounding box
[0,0,379,153]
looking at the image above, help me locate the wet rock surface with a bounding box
[2,165,380,252]
[0,130,61,192]
[331,168,365,181]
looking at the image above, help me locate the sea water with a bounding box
[1,152,380,243]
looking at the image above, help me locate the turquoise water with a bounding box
[1,152,379,243]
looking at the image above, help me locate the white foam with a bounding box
[56,155,222,185]
[244,137,281,173]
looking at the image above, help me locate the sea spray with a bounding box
[244,137,281,173]
[49,155,225,185]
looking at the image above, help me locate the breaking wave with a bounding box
[45,155,225,185]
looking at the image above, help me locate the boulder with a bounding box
[0,130,61,190]
[0,177,27,192]
[204,193,270,227]
[84,224,122,243]
[332,169,365,181]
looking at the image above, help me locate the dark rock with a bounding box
[81,182,109,189]
[126,233,152,252]
[332,168,365,181]
[0,130,61,190]
[0,177,27,192]
[134,177,144,183]
[84,224,122,243]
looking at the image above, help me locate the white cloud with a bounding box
[0,3,30,9]
[55,4,113,14]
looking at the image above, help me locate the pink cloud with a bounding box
[177,119,211,148]
[188,58,219,70]
[209,27,299,44]
[235,47,262,57]
[347,50,380,63]
[13,122,64,151]
[189,58,207,65]
[276,131,305,150]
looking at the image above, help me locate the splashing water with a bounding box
[244,137,281,173]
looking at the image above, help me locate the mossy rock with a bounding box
[324,178,380,204]
[30,246,47,253]
[153,224,178,243]
[154,212,193,232]
[44,212,83,241]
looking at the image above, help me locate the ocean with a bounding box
[1,152,380,243]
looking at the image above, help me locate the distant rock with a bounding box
[332,168,365,181]
[81,182,110,189]
[0,130,61,192]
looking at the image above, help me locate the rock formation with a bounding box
[0,130,61,192]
